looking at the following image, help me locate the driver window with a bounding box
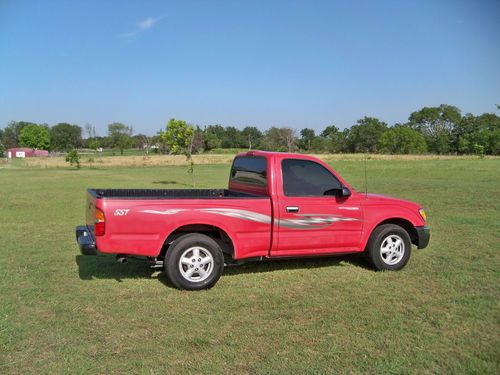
[282,159,341,197]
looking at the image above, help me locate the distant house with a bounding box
[7,148,49,158]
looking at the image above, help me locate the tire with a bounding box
[164,233,224,290]
[366,224,412,271]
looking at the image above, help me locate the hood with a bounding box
[363,193,421,210]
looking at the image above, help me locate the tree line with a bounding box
[1,104,499,156]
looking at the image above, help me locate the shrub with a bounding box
[378,127,427,154]
[65,149,81,168]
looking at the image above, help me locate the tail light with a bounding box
[94,208,105,236]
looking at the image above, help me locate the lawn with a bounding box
[0,156,499,374]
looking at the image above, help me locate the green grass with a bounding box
[0,158,499,374]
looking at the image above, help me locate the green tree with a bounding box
[473,143,485,158]
[203,125,224,150]
[309,136,330,153]
[320,125,343,153]
[133,134,150,151]
[65,149,81,168]
[221,126,245,148]
[50,123,82,151]
[408,104,461,154]
[471,113,499,155]
[191,126,204,153]
[378,126,427,154]
[241,126,263,150]
[19,124,50,149]
[346,117,388,153]
[299,128,315,151]
[88,139,100,152]
[489,125,500,155]
[162,118,196,185]
[452,112,500,155]
[108,123,133,155]
[262,127,297,152]
[2,121,37,148]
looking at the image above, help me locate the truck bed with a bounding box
[88,188,265,199]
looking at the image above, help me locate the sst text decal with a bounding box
[114,209,130,216]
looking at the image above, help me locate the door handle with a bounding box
[286,206,299,213]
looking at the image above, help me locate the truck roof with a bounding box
[237,150,318,160]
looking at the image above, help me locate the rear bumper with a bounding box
[76,225,98,255]
[416,226,430,249]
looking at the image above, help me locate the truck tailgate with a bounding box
[85,190,98,231]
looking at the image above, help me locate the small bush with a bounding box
[65,149,81,168]
[473,144,485,159]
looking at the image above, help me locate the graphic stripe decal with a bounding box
[139,209,186,215]
[197,208,272,224]
[140,207,360,230]
[276,214,360,229]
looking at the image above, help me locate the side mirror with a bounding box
[341,187,351,197]
[324,186,351,197]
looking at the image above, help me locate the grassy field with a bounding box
[0,155,499,374]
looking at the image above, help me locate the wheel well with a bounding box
[376,218,418,246]
[159,224,235,259]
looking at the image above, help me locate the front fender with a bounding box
[359,204,425,250]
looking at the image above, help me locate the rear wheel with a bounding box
[164,233,224,290]
[366,224,411,271]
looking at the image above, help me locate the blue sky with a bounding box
[0,0,499,135]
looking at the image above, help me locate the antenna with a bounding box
[364,152,368,199]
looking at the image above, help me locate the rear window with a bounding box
[230,156,268,187]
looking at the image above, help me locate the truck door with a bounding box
[272,158,363,257]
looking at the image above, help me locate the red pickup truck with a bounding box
[76,151,430,290]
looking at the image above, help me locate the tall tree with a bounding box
[221,126,245,148]
[191,126,204,153]
[262,127,297,152]
[378,126,427,154]
[203,125,224,150]
[19,124,50,149]
[50,123,82,151]
[241,126,263,150]
[347,117,388,152]
[2,121,37,149]
[320,125,343,153]
[299,128,315,151]
[408,104,461,154]
[454,113,500,155]
[107,122,133,155]
[133,134,151,153]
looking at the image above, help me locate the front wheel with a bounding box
[164,233,224,290]
[366,224,412,271]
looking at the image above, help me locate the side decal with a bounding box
[139,209,186,215]
[139,207,360,230]
[198,208,272,224]
[277,214,360,229]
